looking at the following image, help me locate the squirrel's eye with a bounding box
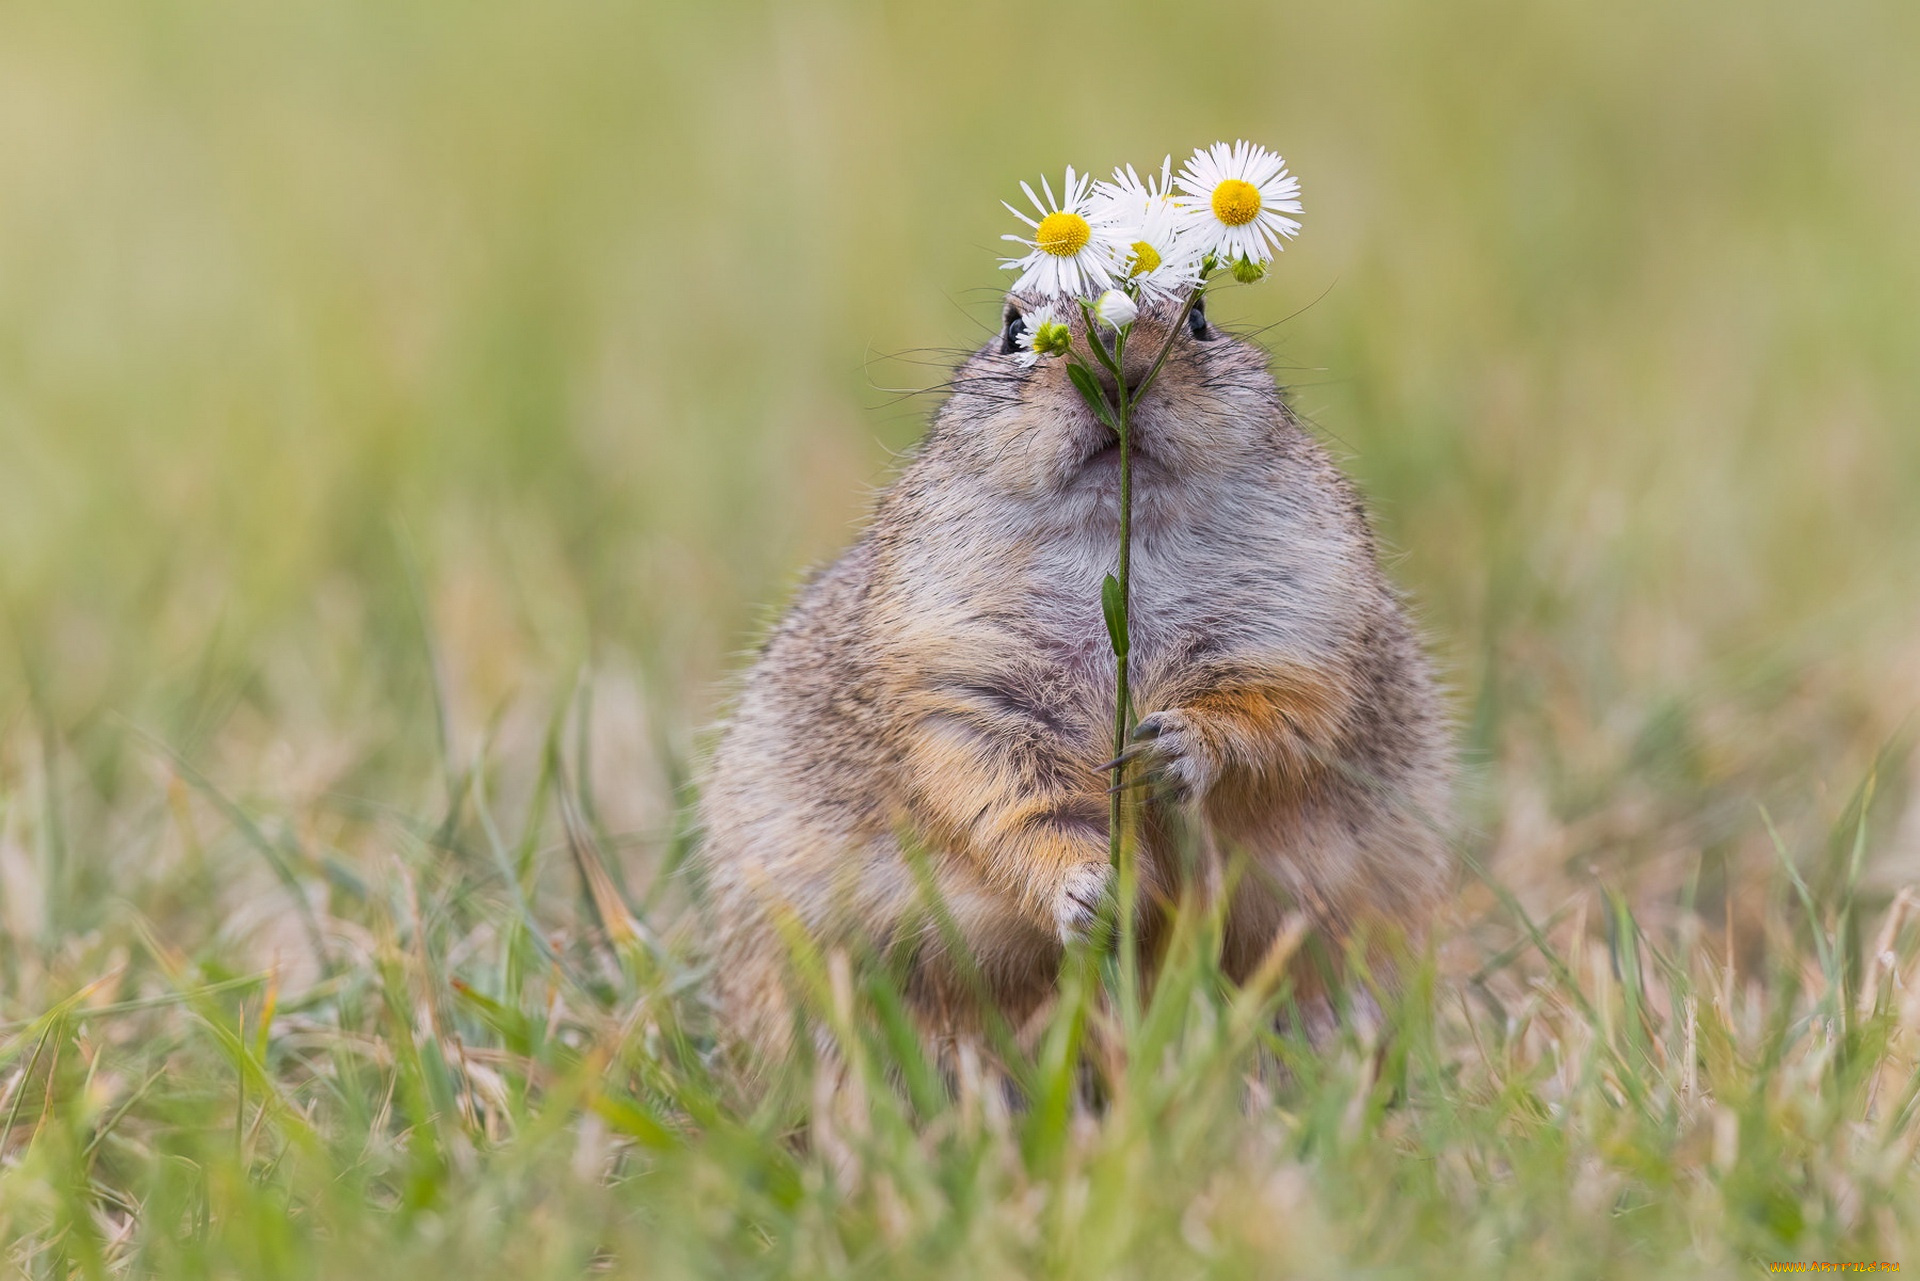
[1188,299,1212,342]
[1001,308,1025,355]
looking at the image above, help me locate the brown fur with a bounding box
[696,295,1453,1072]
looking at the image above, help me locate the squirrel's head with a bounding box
[921,291,1286,507]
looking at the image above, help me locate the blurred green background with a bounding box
[2,0,1918,940]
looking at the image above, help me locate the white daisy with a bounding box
[1000,167,1126,300]
[1092,156,1174,226]
[1093,158,1204,300]
[1013,303,1071,366]
[1174,140,1302,265]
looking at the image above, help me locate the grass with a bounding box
[3,0,1920,1275]
[3,752,1918,1280]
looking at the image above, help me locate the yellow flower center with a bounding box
[1211,178,1262,227]
[1034,210,1092,258]
[1127,240,1162,277]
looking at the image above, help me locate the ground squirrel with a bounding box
[698,293,1452,1067]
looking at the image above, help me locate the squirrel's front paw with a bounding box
[1103,708,1220,803]
[1053,862,1114,945]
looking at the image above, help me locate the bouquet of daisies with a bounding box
[997,140,1302,892]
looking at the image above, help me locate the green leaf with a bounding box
[1067,362,1119,431]
[1101,573,1128,657]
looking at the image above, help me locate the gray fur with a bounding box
[698,296,1453,1067]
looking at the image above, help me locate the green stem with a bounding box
[1109,325,1140,1024]
[1067,287,1209,1026]
[1107,322,1132,867]
[1110,290,1206,1019]
[1074,302,1134,864]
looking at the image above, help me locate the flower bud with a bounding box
[1092,288,1139,331]
[1030,318,1073,358]
[1231,255,1267,284]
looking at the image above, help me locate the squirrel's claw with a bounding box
[1097,711,1179,774]
[1098,713,1179,773]
[1104,709,1217,803]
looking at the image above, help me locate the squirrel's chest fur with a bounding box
[863,459,1364,750]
